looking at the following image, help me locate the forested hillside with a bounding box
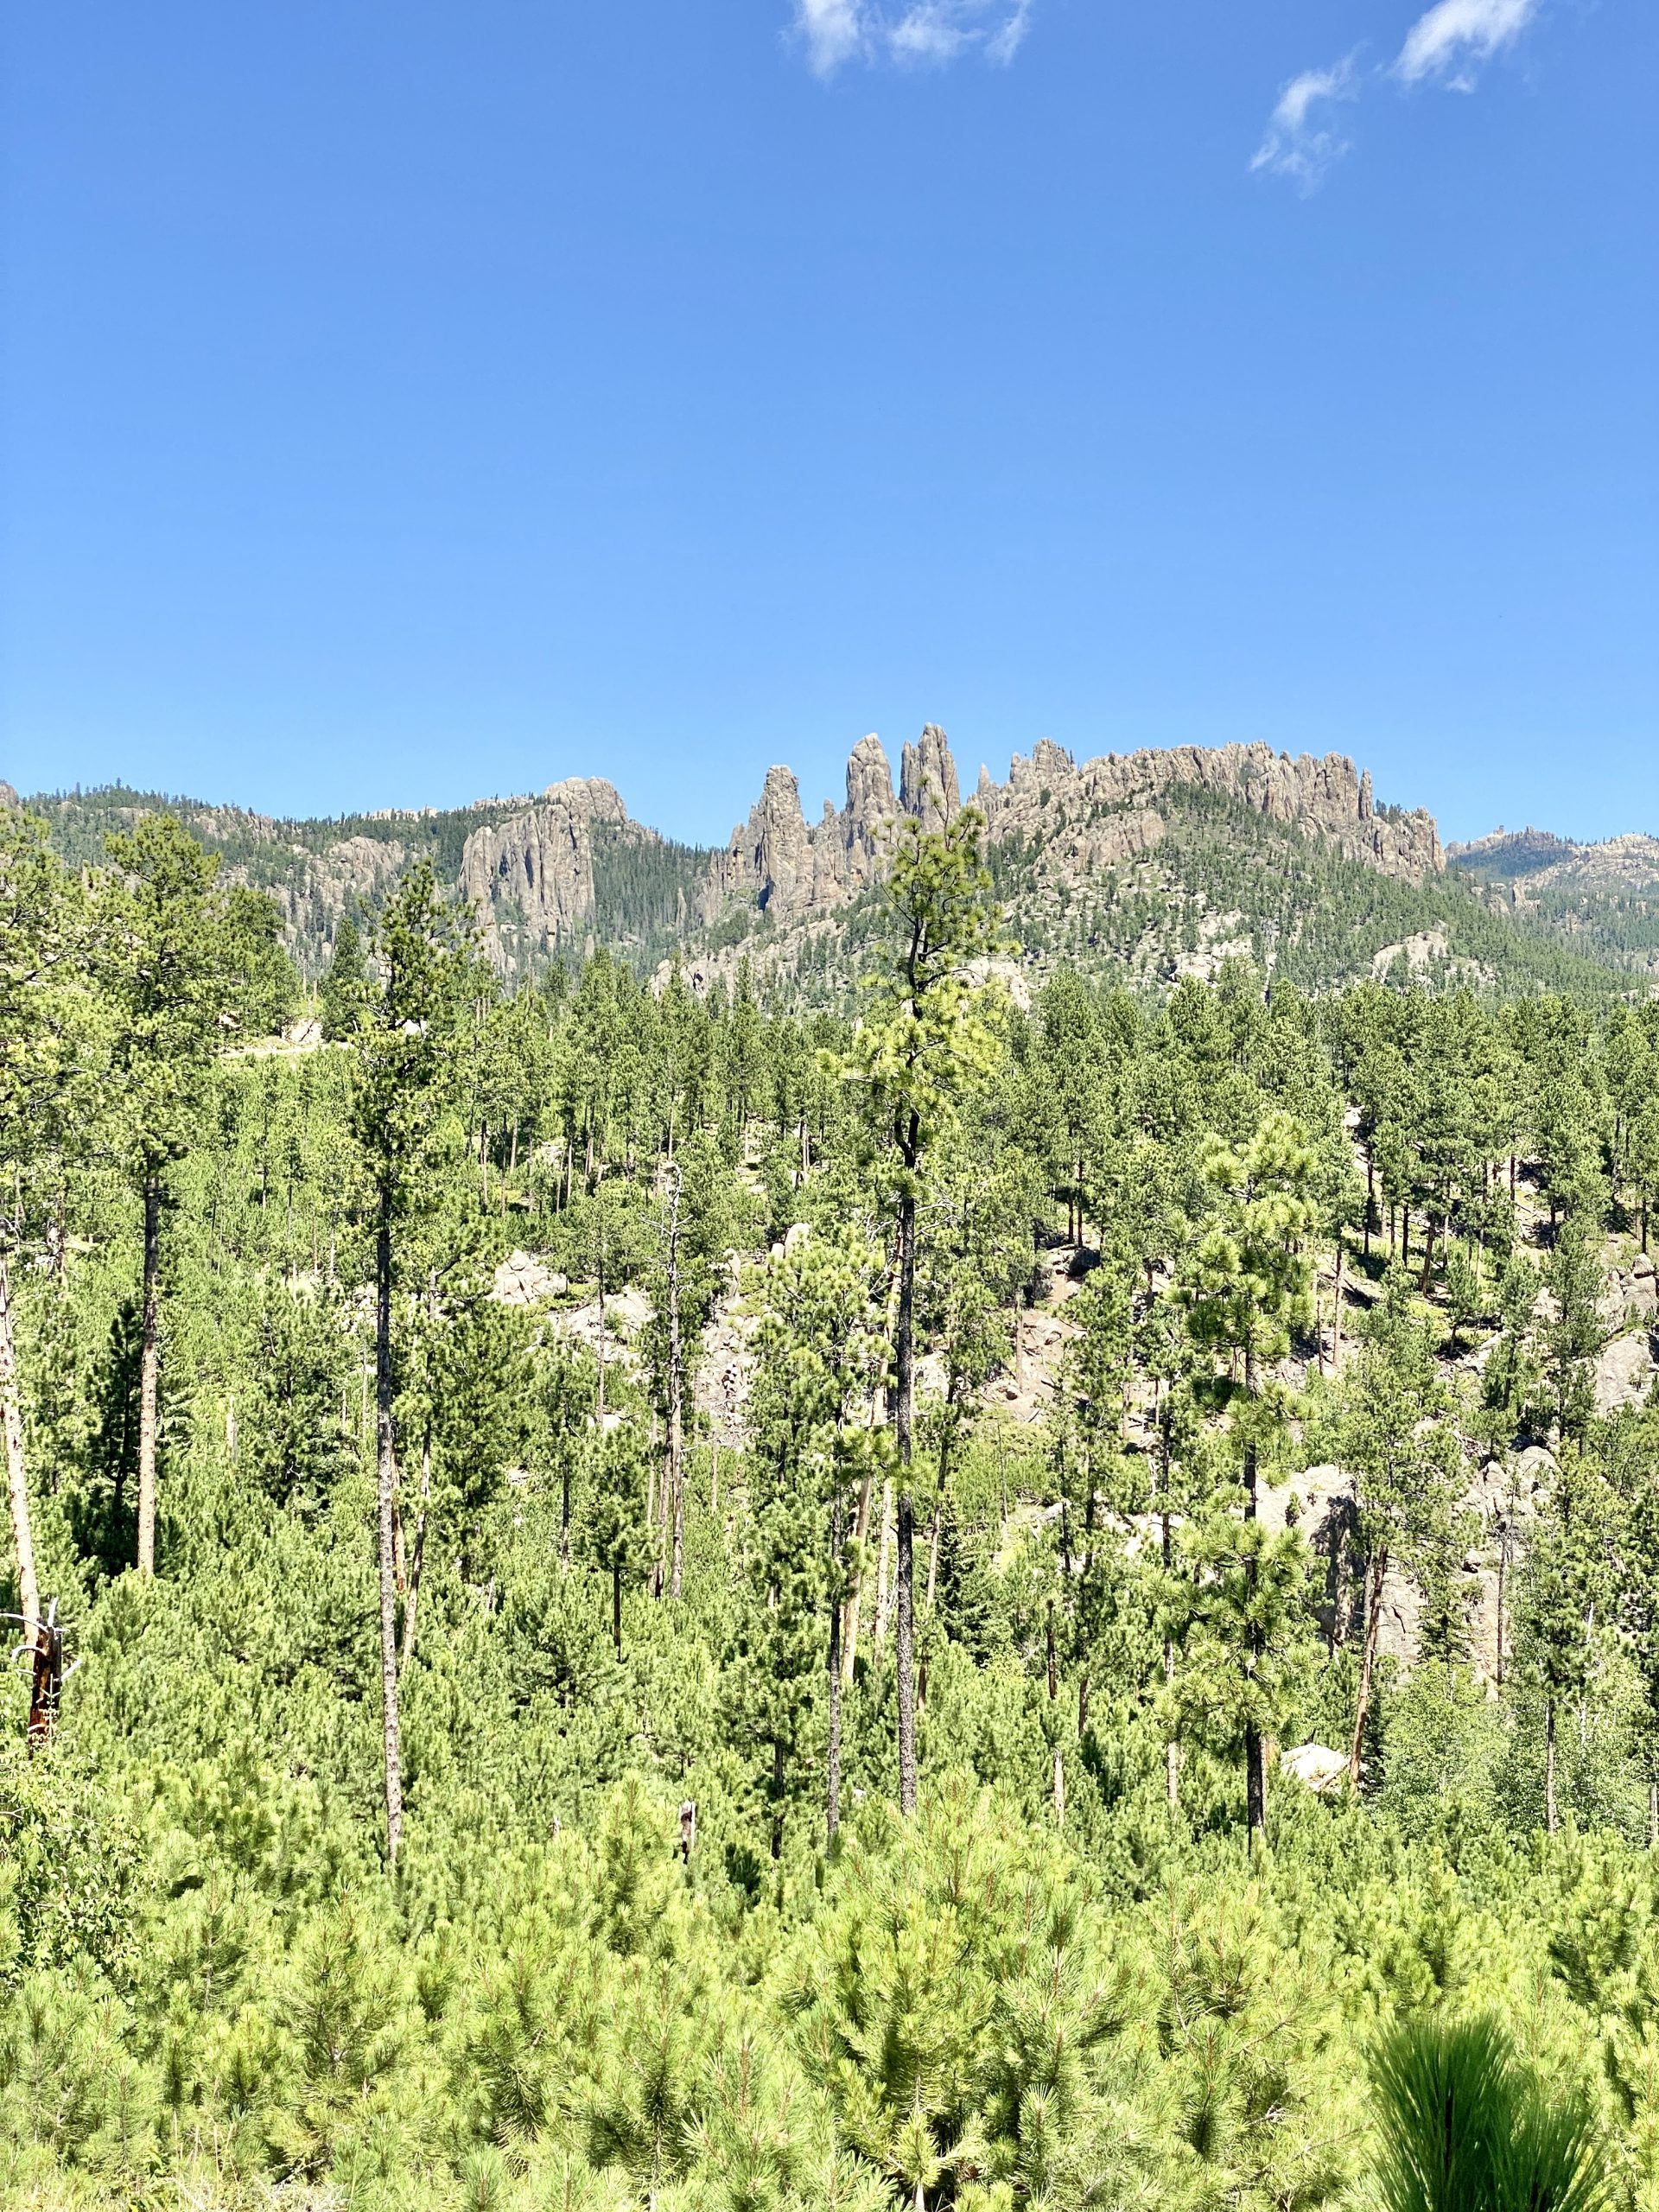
[3,795,1658,2208]
[30,746,1639,1007]
[1455,828,1659,980]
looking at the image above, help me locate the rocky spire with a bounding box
[899,723,961,834]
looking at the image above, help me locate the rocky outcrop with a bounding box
[711,728,1443,925]
[257,835,410,962]
[0,782,18,810]
[459,778,629,964]
[899,724,960,834]
[977,739,1442,880]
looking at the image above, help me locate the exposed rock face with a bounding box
[712,734,912,922]
[711,728,1442,925]
[978,739,1442,880]
[0,782,18,810]
[899,723,961,834]
[459,778,629,963]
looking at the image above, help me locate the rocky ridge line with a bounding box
[707,728,1443,927]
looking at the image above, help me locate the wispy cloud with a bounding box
[1250,54,1359,193]
[796,0,867,78]
[1255,0,1548,188]
[792,0,1033,75]
[985,0,1033,67]
[1395,0,1540,87]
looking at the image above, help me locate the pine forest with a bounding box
[6,789,1659,2212]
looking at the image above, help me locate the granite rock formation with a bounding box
[709,728,1442,925]
[459,778,629,964]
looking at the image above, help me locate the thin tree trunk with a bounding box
[594,1243,607,1421]
[874,1480,893,1648]
[137,1173,162,1576]
[1649,1777,1657,1850]
[1363,1148,1374,1258]
[1332,1235,1344,1372]
[894,1176,918,1817]
[1349,1548,1388,1786]
[1243,1430,1266,1851]
[842,1465,874,1685]
[1162,1497,1179,1808]
[1545,1698,1558,1834]
[612,1560,622,1656]
[827,1488,844,1844]
[0,1246,41,1645]
[666,1169,686,1599]
[1052,1745,1065,1828]
[375,1217,404,1870]
[399,1431,432,1669]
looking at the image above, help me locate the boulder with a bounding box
[1281,1744,1349,1795]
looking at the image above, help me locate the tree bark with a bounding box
[0,1246,41,1646]
[842,1465,874,1686]
[827,1489,844,1843]
[399,1431,432,1669]
[1243,1433,1266,1852]
[665,1170,686,1600]
[374,1216,404,1870]
[770,1735,786,1861]
[1162,1500,1179,1808]
[874,1480,893,1648]
[1349,1547,1388,1787]
[894,1168,918,1815]
[1545,1698,1558,1834]
[137,1173,162,1576]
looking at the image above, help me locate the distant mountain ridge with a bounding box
[22,734,1643,1000]
[1451,824,1659,978]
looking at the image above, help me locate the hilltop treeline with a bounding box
[2,801,1657,2207]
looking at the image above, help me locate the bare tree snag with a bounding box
[136,1174,162,1575]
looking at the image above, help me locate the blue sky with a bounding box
[2,1,1653,847]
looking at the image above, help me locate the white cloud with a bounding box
[985,0,1033,66]
[1250,54,1359,193]
[795,0,867,78]
[792,0,1033,75]
[1395,0,1540,86]
[889,5,971,62]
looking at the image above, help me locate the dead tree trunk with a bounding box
[1349,1547,1389,1786]
[665,1169,687,1600]
[374,1216,404,1870]
[894,1169,918,1817]
[1243,1427,1266,1852]
[827,1484,844,1843]
[137,1174,162,1575]
[0,1245,41,1649]
[400,1430,432,1669]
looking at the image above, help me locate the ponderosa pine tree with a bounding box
[1336,1269,1464,1783]
[747,1231,885,1844]
[0,809,85,1672]
[96,814,283,1576]
[1177,1109,1319,1847]
[348,860,472,1867]
[851,808,1003,1816]
[318,912,367,1041]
